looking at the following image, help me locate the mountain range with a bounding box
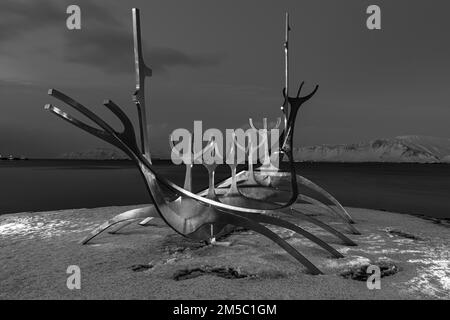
[293,135,450,163]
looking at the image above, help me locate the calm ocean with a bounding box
[1,160,449,219]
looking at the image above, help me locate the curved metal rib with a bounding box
[288,208,357,246]
[217,187,355,247]
[203,167,359,237]
[194,159,358,236]
[297,193,341,217]
[223,168,359,234]
[111,138,216,236]
[212,211,323,275]
[296,194,359,235]
[109,135,195,235]
[81,206,157,244]
[295,175,355,224]
[234,212,343,258]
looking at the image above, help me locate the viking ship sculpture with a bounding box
[44,9,359,275]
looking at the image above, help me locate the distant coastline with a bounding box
[0,155,28,161]
[58,135,450,163]
[4,134,450,164]
[2,158,450,165]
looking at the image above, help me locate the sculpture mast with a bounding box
[285,12,290,98]
[132,8,153,162]
[282,12,290,131]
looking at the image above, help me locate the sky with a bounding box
[0,0,449,158]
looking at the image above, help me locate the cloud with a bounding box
[0,78,35,87]
[63,27,224,74]
[0,0,224,74]
[63,27,134,73]
[0,1,60,42]
[149,47,223,74]
[62,2,224,74]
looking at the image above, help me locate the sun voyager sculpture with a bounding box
[44,8,360,275]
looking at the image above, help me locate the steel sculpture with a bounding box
[46,89,345,275]
[44,8,360,274]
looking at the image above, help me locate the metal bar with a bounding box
[132,8,152,162]
[281,12,290,133]
[285,12,290,97]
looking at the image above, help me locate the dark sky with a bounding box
[0,0,449,158]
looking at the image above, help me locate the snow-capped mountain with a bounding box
[294,135,450,163]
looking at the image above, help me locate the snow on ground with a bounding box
[0,205,448,299]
